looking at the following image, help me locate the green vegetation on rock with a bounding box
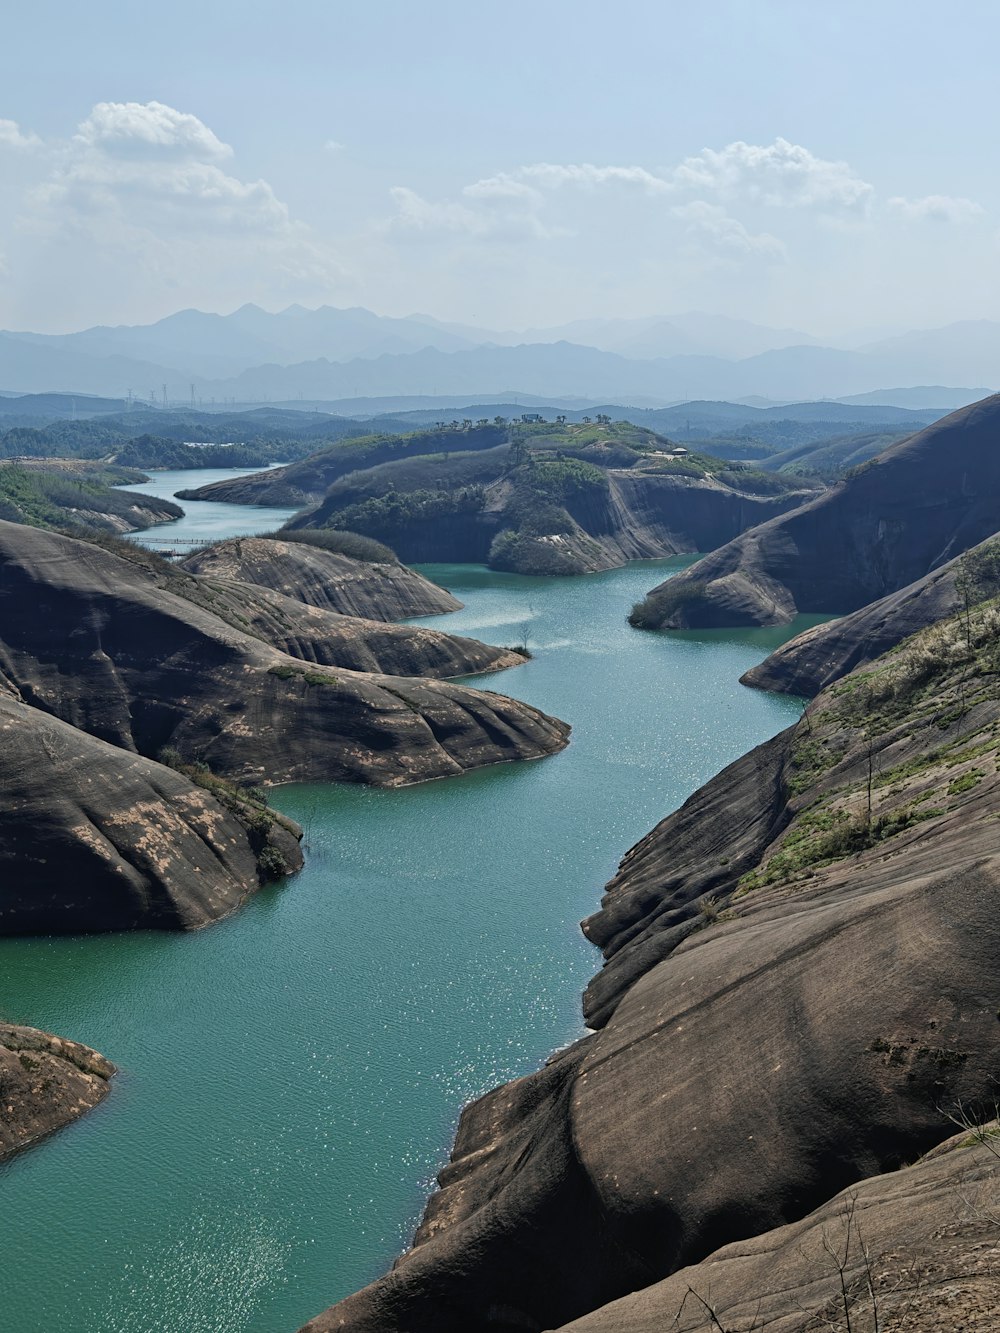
[0,462,180,532]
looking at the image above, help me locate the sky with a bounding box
[3,0,1000,337]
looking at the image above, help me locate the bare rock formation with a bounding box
[631,394,1000,629]
[0,522,568,787]
[0,692,302,934]
[0,1024,115,1160]
[303,595,1000,1332]
[180,536,462,620]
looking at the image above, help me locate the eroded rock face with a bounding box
[0,693,302,934]
[554,1131,1000,1332]
[0,1024,115,1161]
[631,394,1000,629]
[180,537,462,620]
[302,606,1000,1333]
[0,522,568,786]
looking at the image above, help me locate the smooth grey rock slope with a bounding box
[179,536,462,620]
[0,692,302,933]
[554,1130,1000,1332]
[0,521,567,786]
[631,394,1000,629]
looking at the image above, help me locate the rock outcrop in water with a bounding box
[0,1024,115,1161]
[179,536,462,620]
[0,522,567,787]
[0,691,302,934]
[303,593,1000,1332]
[630,394,1000,629]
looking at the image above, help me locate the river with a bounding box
[1,470,815,1331]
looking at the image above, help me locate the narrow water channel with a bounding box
[1,473,815,1332]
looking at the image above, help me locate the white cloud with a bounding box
[463,173,542,204]
[35,102,298,237]
[674,137,874,212]
[383,139,876,251]
[42,151,290,234]
[388,183,556,240]
[518,162,672,195]
[323,139,346,155]
[672,200,785,256]
[0,119,41,151]
[10,100,344,322]
[389,186,486,234]
[75,100,232,160]
[888,193,984,223]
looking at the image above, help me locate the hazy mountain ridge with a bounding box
[0,306,995,405]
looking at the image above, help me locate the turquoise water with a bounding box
[120,466,298,550]
[1,525,814,1331]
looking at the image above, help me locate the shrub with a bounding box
[267,527,399,564]
[257,845,289,880]
[629,580,709,628]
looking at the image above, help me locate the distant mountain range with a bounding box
[0,305,996,406]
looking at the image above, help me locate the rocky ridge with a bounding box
[630,394,1000,629]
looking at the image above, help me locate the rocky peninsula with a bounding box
[179,534,462,620]
[0,1024,115,1162]
[179,421,819,576]
[0,521,568,788]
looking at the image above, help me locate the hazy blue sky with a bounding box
[3,1,1000,335]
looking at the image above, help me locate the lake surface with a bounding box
[1,474,815,1331]
[121,466,298,550]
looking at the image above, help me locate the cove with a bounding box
[0,473,817,1332]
